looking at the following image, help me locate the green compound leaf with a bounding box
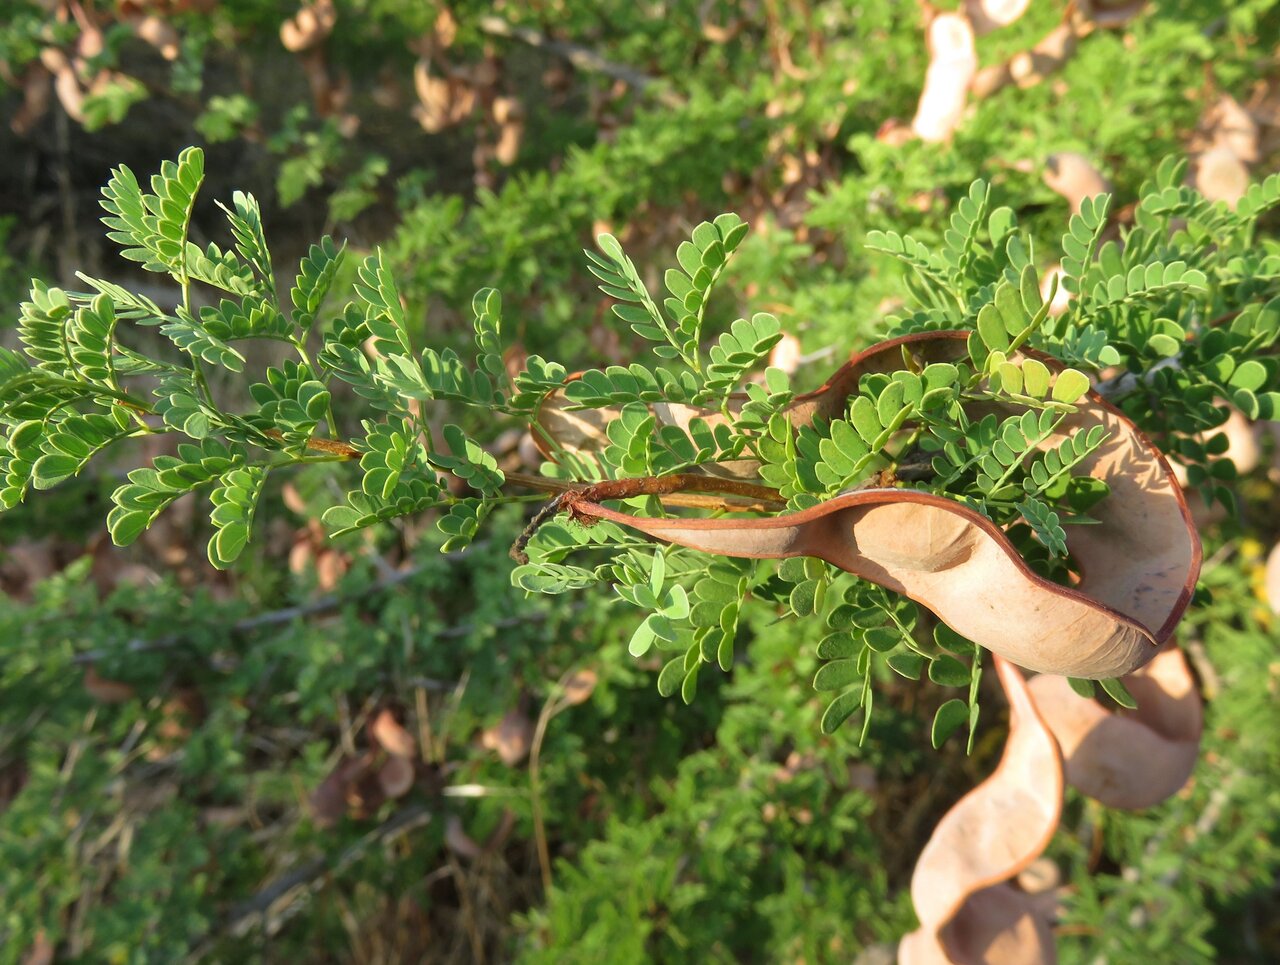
[160,309,247,373]
[108,439,239,547]
[291,236,345,333]
[820,689,864,735]
[31,412,132,491]
[1100,676,1138,709]
[932,698,969,748]
[218,190,274,293]
[207,464,267,569]
[428,424,505,496]
[1051,368,1091,404]
[929,654,972,687]
[702,313,783,397]
[438,499,492,552]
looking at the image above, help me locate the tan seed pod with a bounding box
[542,333,1200,678]
[1044,152,1110,215]
[1027,644,1201,809]
[965,0,1032,34]
[911,13,977,143]
[899,657,1062,964]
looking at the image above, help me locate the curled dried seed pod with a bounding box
[11,67,52,135]
[413,59,476,132]
[545,333,1200,678]
[911,13,977,142]
[77,26,105,60]
[899,657,1062,964]
[492,96,524,166]
[52,64,85,122]
[1027,645,1202,809]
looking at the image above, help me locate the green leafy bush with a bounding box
[3,2,1280,962]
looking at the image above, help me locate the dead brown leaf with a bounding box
[371,708,417,757]
[482,707,532,766]
[83,666,135,704]
[377,755,416,799]
[562,669,598,706]
[281,0,336,52]
[310,753,382,828]
[21,930,55,965]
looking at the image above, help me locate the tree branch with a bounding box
[476,15,685,108]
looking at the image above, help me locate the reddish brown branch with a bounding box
[508,473,786,563]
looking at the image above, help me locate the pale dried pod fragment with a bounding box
[1265,541,1280,615]
[1204,94,1259,163]
[1044,153,1110,215]
[281,0,337,52]
[1016,857,1061,895]
[899,657,1062,964]
[1027,645,1201,809]
[1171,405,1260,489]
[1192,145,1250,208]
[965,0,1032,34]
[911,13,977,143]
[768,332,803,375]
[133,15,181,60]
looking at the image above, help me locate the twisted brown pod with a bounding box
[548,333,1201,678]
[899,656,1062,965]
[1027,644,1201,808]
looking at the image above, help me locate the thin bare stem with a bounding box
[508,473,787,563]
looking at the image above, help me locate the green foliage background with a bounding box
[2,1,1280,962]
